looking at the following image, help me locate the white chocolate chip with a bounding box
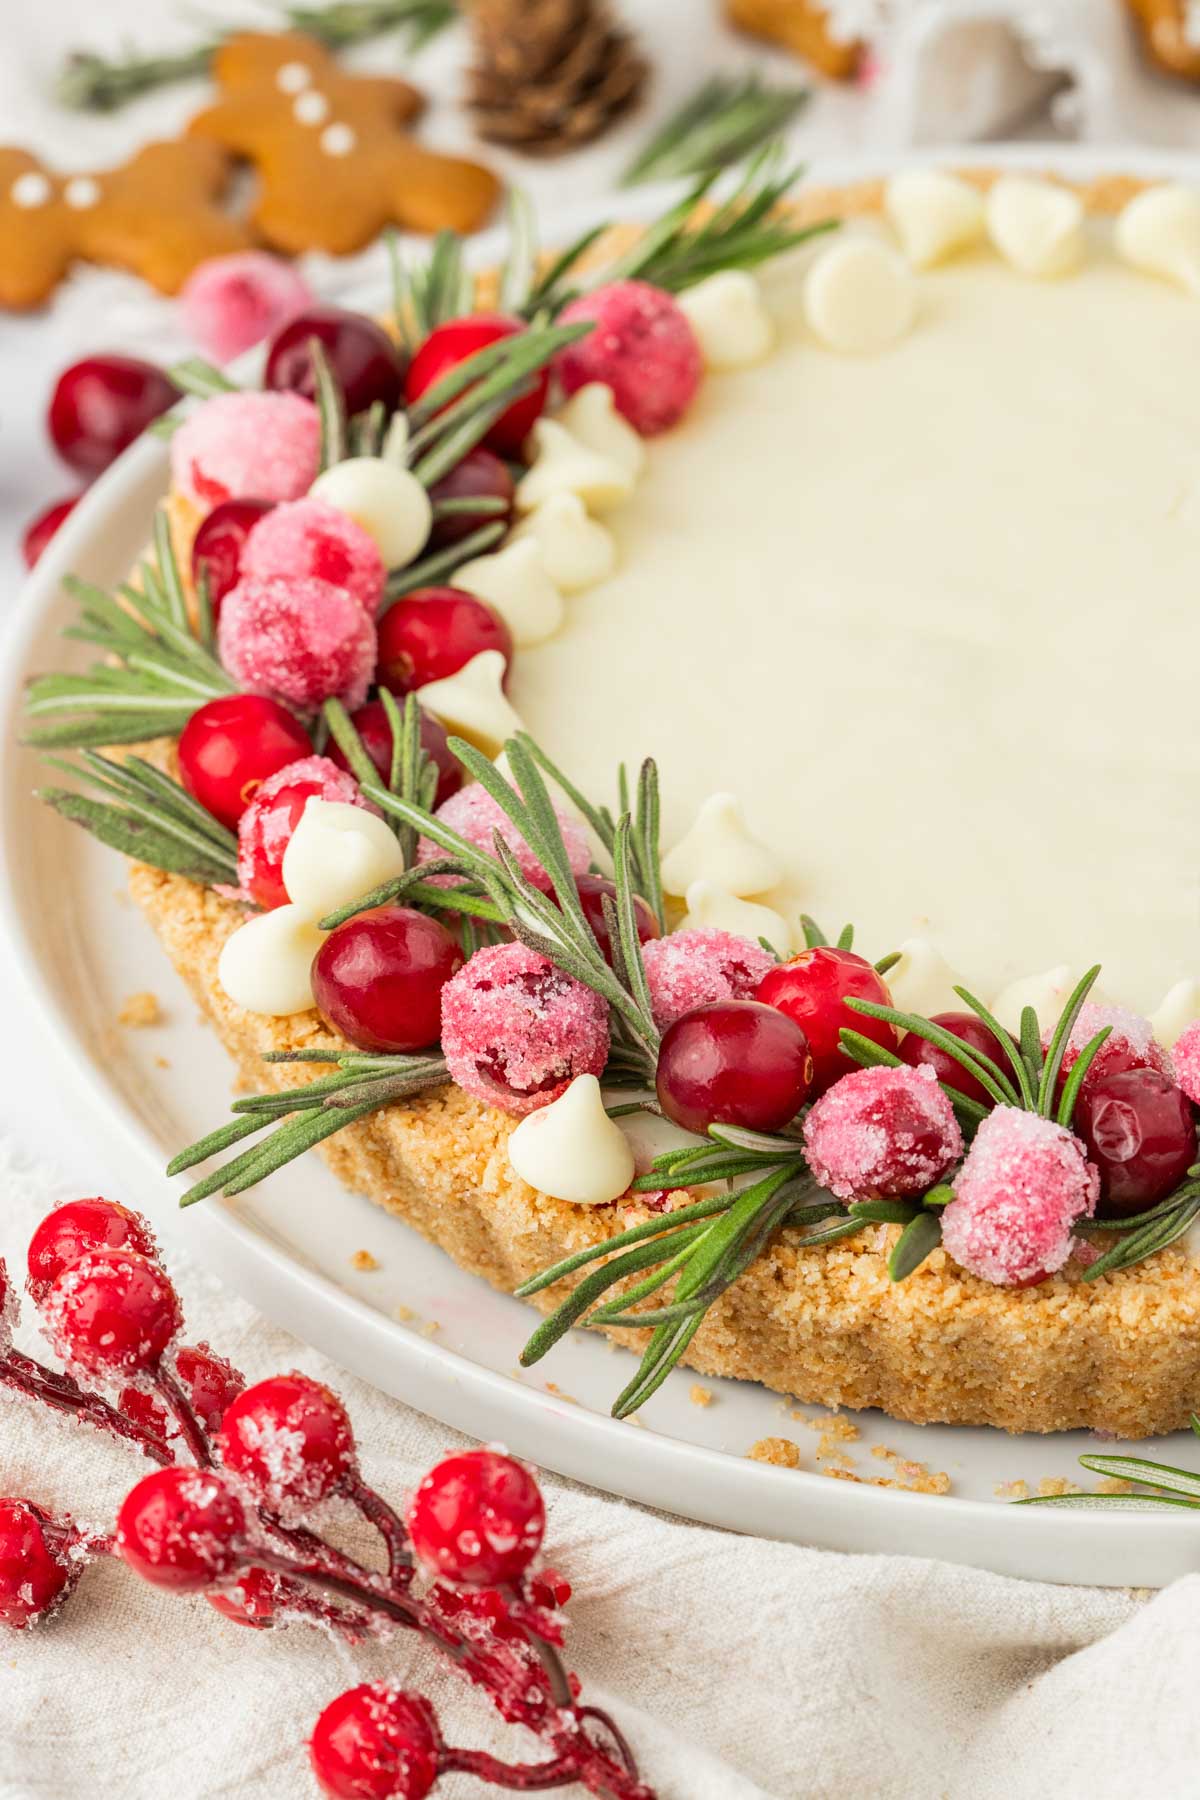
[453,538,565,648]
[803,238,916,354]
[10,171,52,209]
[276,61,313,94]
[884,169,986,270]
[507,1074,635,1206]
[661,793,783,899]
[218,905,326,1017]
[989,965,1078,1035]
[281,799,405,921]
[320,123,357,158]
[555,384,646,480]
[293,89,331,125]
[512,493,616,593]
[517,419,634,515]
[985,176,1084,279]
[416,650,523,757]
[1115,183,1200,295]
[682,881,791,957]
[884,938,964,1020]
[677,270,775,369]
[63,177,100,211]
[310,457,431,569]
[1150,978,1200,1049]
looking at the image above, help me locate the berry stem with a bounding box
[441,1747,582,1788]
[0,1350,172,1464]
[346,1475,414,1585]
[153,1365,213,1467]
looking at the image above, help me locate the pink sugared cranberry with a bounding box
[376,586,511,697]
[406,313,547,456]
[217,575,377,713]
[175,1343,245,1432]
[170,390,320,508]
[656,998,813,1136]
[43,1249,181,1379]
[757,947,898,1096]
[236,755,366,909]
[440,942,610,1117]
[642,928,774,1032]
[313,906,464,1053]
[309,1686,441,1800]
[1073,1070,1196,1218]
[898,1010,1009,1110]
[265,306,407,418]
[575,873,660,967]
[940,1106,1099,1287]
[1175,1022,1200,1105]
[803,1063,963,1201]
[21,496,79,569]
[217,1372,356,1515]
[116,1468,246,1593]
[241,498,385,616]
[428,447,515,547]
[179,251,314,363]
[1046,1003,1172,1099]
[178,693,314,831]
[557,280,702,435]
[327,699,463,809]
[419,783,589,894]
[26,1197,157,1304]
[0,1500,73,1630]
[407,1449,545,1586]
[191,496,275,614]
[49,354,179,477]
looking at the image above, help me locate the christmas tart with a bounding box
[28,163,1200,1440]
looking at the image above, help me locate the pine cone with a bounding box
[468,0,647,156]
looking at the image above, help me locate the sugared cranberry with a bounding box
[803,1064,963,1201]
[327,700,463,809]
[116,1468,246,1592]
[940,1106,1099,1287]
[1073,1070,1197,1218]
[1048,1004,1172,1102]
[898,1010,1009,1109]
[309,1685,442,1800]
[178,693,313,831]
[756,947,898,1095]
[0,1500,73,1630]
[557,281,702,435]
[265,306,407,417]
[427,447,516,547]
[43,1249,181,1379]
[407,1449,545,1586]
[312,906,463,1053]
[217,574,377,714]
[440,943,610,1117]
[217,1372,356,1514]
[241,498,385,616]
[575,874,660,967]
[208,1565,279,1628]
[376,586,511,696]
[21,496,79,569]
[236,755,366,909]
[406,313,548,456]
[420,784,589,896]
[48,354,179,476]
[656,999,813,1136]
[27,1197,157,1304]
[190,496,274,613]
[175,1343,245,1432]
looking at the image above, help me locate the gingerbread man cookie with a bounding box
[188,32,501,253]
[0,138,251,310]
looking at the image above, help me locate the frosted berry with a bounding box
[236,756,367,909]
[208,1565,280,1629]
[328,700,462,809]
[441,942,610,1117]
[26,1197,157,1304]
[428,448,515,548]
[1175,1022,1200,1105]
[642,928,774,1032]
[116,1468,246,1592]
[178,693,313,831]
[21,495,79,569]
[557,281,703,435]
[175,1343,245,1432]
[179,251,313,363]
[941,1106,1099,1287]
[241,498,386,616]
[656,999,813,1135]
[266,306,407,418]
[0,1500,73,1630]
[1046,1004,1172,1100]
[407,1449,545,1585]
[217,574,377,713]
[898,1010,1008,1110]
[419,783,589,895]
[43,1249,181,1379]
[1073,1070,1196,1218]
[191,496,274,613]
[309,1685,441,1800]
[376,586,511,697]
[756,947,898,1095]
[217,1372,356,1515]
[313,907,464,1053]
[170,390,320,508]
[49,354,179,476]
[406,313,547,456]
[803,1064,963,1201]
[575,873,660,966]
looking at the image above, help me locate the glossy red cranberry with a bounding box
[309,1685,442,1800]
[217,1372,356,1512]
[26,1197,158,1304]
[21,496,79,569]
[406,313,548,456]
[312,906,463,1053]
[328,700,463,809]
[49,355,179,477]
[376,586,511,696]
[178,693,313,831]
[898,1010,1009,1109]
[44,1250,180,1379]
[1074,1070,1197,1218]
[190,496,274,613]
[575,874,660,967]
[656,999,814,1136]
[0,1500,74,1630]
[407,1449,545,1586]
[175,1343,245,1432]
[427,447,516,547]
[116,1468,246,1593]
[208,1565,280,1628]
[756,947,898,1095]
[265,306,406,417]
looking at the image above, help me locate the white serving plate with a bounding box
[5,144,1200,1589]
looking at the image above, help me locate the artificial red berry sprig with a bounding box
[1,1201,654,1799]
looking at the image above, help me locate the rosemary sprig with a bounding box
[168,357,240,401]
[1019,1414,1200,1511]
[381,522,508,605]
[621,74,811,187]
[38,752,238,887]
[391,229,475,351]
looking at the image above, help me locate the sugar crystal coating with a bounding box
[440,942,609,1117]
[178,251,313,363]
[1173,1022,1200,1105]
[236,754,369,909]
[170,390,320,507]
[940,1106,1099,1286]
[419,783,590,892]
[218,574,377,712]
[1045,1002,1172,1094]
[557,280,703,435]
[240,498,385,616]
[803,1063,963,1201]
[641,928,774,1031]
